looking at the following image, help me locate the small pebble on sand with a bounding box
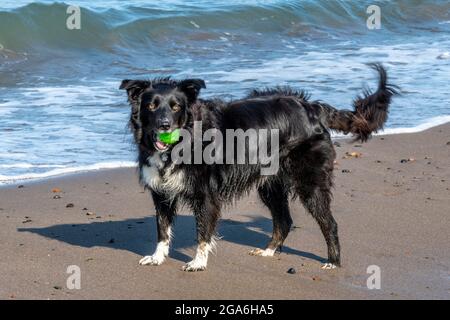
[287,268,296,274]
[345,151,362,158]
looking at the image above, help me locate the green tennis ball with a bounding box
[158,129,180,144]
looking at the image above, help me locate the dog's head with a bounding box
[120,77,205,152]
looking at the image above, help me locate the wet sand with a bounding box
[0,124,449,299]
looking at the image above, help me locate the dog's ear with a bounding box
[120,79,151,103]
[177,79,206,104]
[120,80,150,144]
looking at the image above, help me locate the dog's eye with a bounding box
[171,103,181,112]
[147,103,157,111]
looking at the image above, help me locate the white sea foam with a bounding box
[0,161,137,185]
[379,115,450,135]
[332,115,450,139]
[19,84,122,107]
[0,163,67,169]
[437,52,450,60]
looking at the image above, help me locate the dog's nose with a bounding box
[158,119,171,131]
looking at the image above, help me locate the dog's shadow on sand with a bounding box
[18,215,326,263]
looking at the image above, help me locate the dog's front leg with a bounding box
[182,196,220,272]
[139,190,177,266]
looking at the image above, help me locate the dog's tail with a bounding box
[316,63,398,142]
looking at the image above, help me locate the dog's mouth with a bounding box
[152,132,170,151]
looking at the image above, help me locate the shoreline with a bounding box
[0,123,449,299]
[2,118,450,187]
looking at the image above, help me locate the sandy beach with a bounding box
[0,124,449,300]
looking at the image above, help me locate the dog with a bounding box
[120,63,397,271]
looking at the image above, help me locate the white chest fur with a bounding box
[141,154,185,194]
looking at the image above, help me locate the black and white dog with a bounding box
[120,64,396,271]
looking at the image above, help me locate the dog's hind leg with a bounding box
[182,195,221,272]
[249,179,292,257]
[294,139,341,268]
[139,190,177,266]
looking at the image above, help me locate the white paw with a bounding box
[181,260,207,272]
[181,241,212,272]
[321,263,337,270]
[139,241,169,266]
[139,254,165,266]
[248,248,275,257]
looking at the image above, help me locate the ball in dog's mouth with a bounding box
[153,129,180,151]
[153,133,169,151]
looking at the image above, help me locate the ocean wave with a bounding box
[0,161,137,185]
[0,163,67,168]
[332,115,450,139]
[1,0,449,53]
[379,115,450,135]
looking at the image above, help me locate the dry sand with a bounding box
[0,124,449,299]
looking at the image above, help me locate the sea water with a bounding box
[1,0,449,184]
